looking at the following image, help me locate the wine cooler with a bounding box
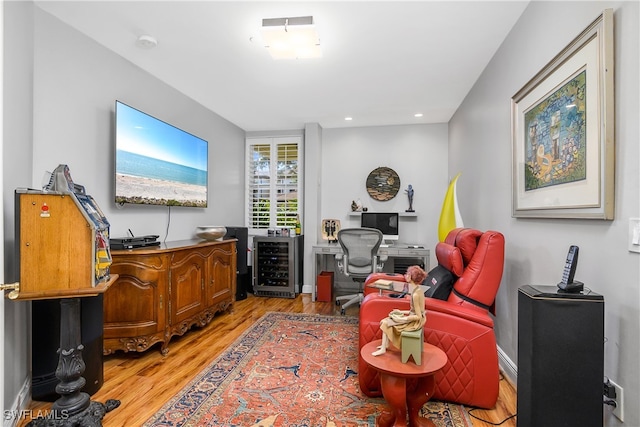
[253,235,303,298]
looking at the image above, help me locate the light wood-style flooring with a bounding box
[21,294,517,427]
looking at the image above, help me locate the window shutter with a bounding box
[275,143,299,228]
[247,142,271,229]
[246,137,302,231]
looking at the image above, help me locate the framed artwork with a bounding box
[511,9,614,219]
[321,219,341,242]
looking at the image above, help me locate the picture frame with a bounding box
[511,9,614,219]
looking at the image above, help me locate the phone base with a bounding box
[557,280,584,293]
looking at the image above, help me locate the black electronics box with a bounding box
[110,235,160,250]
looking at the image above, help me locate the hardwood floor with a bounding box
[21,294,517,427]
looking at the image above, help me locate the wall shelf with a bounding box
[348,211,417,217]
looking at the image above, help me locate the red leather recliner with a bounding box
[358,228,505,408]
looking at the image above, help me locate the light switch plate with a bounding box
[629,218,640,253]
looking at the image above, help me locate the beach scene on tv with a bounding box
[115,102,208,207]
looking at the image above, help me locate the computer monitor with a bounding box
[361,212,399,244]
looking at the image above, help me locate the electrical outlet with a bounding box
[609,379,624,422]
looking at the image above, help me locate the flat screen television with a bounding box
[114,100,208,207]
[361,212,399,243]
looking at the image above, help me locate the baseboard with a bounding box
[301,283,360,295]
[498,344,517,387]
[4,378,31,427]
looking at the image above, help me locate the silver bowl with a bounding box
[196,226,227,241]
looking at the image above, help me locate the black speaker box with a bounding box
[517,285,604,427]
[236,273,250,301]
[224,226,249,300]
[32,295,104,401]
[224,226,248,274]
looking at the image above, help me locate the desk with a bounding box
[361,340,447,427]
[311,243,429,301]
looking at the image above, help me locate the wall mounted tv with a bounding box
[114,101,208,207]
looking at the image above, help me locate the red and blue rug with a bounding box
[144,312,472,426]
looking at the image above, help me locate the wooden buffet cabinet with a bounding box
[104,239,237,355]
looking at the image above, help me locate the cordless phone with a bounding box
[557,245,583,292]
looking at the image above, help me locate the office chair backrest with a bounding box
[337,228,384,278]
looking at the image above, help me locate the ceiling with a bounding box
[35,1,529,131]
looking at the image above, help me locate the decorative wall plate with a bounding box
[321,219,341,242]
[366,167,401,201]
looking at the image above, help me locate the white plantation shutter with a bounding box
[246,136,302,231]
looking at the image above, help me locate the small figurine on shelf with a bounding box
[352,199,365,212]
[405,184,415,212]
[372,265,427,356]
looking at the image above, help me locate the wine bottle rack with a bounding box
[253,235,303,298]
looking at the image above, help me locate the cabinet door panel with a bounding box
[207,243,236,307]
[170,250,206,325]
[104,255,167,345]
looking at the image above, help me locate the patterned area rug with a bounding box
[144,312,472,427]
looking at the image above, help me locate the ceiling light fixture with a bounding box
[414,113,424,118]
[136,34,158,49]
[260,16,321,60]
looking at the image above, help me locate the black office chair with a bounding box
[335,228,387,315]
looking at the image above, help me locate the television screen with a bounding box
[114,101,208,207]
[361,212,399,241]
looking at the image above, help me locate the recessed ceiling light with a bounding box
[345,117,353,121]
[414,113,424,118]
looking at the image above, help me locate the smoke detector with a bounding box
[136,35,158,49]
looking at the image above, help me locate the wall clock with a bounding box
[366,167,401,201]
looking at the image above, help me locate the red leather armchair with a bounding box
[358,228,505,408]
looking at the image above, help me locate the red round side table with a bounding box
[361,339,447,427]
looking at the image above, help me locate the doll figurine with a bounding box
[372,265,427,356]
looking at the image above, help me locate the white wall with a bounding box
[1,0,5,422]
[449,2,639,426]
[3,2,34,421]
[302,123,323,292]
[31,7,246,241]
[2,4,245,420]
[320,124,449,251]
[308,124,448,291]
[248,124,449,292]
